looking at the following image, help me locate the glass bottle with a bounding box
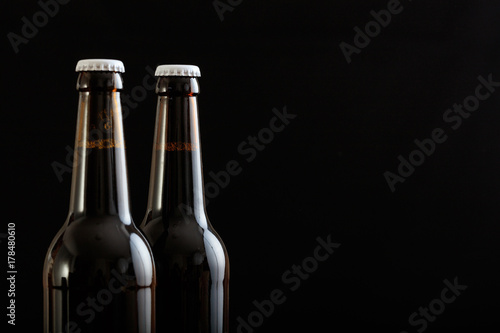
[43,59,156,333]
[140,64,229,333]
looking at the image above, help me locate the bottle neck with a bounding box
[68,72,132,224]
[146,76,205,220]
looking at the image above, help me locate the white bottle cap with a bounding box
[75,59,125,73]
[155,64,201,77]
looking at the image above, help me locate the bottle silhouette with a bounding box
[43,59,156,333]
[140,65,229,333]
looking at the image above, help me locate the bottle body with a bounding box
[44,214,155,333]
[43,66,155,333]
[140,72,229,333]
[141,209,228,333]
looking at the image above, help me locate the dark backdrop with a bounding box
[2,0,500,332]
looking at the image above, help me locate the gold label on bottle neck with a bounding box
[75,107,126,149]
[156,142,198,151]
[81,138,125,149]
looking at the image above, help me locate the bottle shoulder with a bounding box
[45,215,153,267]
[44,215,154,288]
[141,214,227,256]
[142,213,221,239]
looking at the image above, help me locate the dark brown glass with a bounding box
[140,75,229,333]
[43,71,156,333]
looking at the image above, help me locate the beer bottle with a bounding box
[140,65,229,333]
[43,59,156,333]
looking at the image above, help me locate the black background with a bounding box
[2,0,500,332]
